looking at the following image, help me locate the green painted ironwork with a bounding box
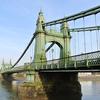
[1,6,100,74]
[1,51,100,74]
[43,5,100,26]
[33,11,71,67]
[69,26,100,32]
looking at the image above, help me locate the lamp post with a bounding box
[51,49,54,69]
[30,56,32,70]
[51,48,54,60]
[30,56,32,63]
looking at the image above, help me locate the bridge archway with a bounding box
[45,41,62,60]
[46,36,65,57]
[33,11,71,65]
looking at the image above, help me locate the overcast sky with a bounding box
[0,0,100,65]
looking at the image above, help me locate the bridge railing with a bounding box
[33,50,100,70]
[71,51,100,60]
[1,51,100,73]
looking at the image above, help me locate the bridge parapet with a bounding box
[1,51,100,74]
[32,51,100,71]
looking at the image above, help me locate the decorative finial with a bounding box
[2,59,5,65]
[39,9,43,15]
[35,10,45,33]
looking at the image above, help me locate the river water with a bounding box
[0,78,100,100]
[81,80,100,100]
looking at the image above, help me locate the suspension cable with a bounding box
[43,5,100,26]
[77,31,80,54]
[98,29,100,49]
[74,20,77,55]
[90,30,93,51]
[83,17,86,53]
[11,33,36,68]
[94,14,99,50]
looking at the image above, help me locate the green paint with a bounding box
[33,11,71,67]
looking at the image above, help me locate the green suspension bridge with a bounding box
[1,5,100,74]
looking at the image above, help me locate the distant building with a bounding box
[78,72,92,76]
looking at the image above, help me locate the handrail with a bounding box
[32,50,100,64]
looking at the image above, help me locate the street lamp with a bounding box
[30,56,32,63]
[51,48,54,60]
[30,56,32,69]
[51,48,54,69]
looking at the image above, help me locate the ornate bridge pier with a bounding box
[26,71,35,82]
[25,71,82,100]
[34,72,82,100]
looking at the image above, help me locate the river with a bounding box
[81,80,100,100]
[0,77,100,100]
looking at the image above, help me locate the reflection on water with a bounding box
[81,81,100,100]
[0,80,16,100]
[0,79,100,100]
[81,81,93,95]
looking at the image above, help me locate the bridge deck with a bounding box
[1,51,100,74]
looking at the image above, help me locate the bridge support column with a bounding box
[60,22,71,58]
[33,72,82,100]
[33,11,47,66]
[26,71,35,82]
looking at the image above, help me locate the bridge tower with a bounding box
[60,21,71,58]
[33,11,71,65]
[1,59,5,71]
[33,11,46,64]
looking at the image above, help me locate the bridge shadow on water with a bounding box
[39,72,82,100]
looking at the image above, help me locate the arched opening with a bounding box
[45,41,63,61]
